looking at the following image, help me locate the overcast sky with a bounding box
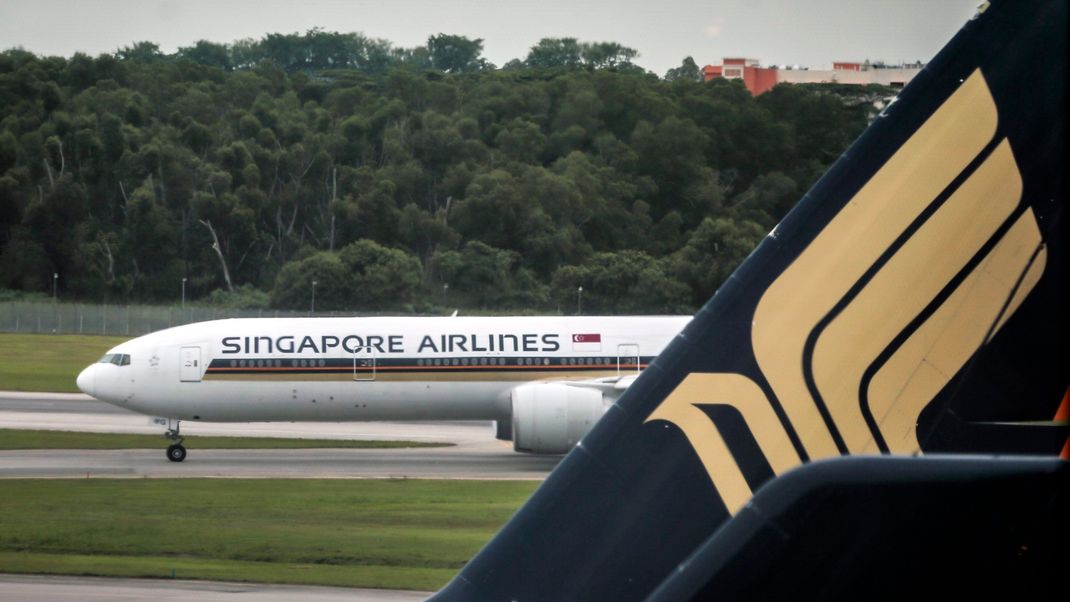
[1,0,982,74]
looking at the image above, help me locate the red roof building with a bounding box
[702,58,923,95]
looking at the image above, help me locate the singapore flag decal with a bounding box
[572,333,602,352]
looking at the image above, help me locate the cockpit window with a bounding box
[97,353,131,366]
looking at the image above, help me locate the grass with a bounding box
[0,429,451,450]
[0,333,126,393]
[0,479,538,590]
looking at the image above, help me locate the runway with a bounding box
[0,574,430,602]
[0,391,560,479]
[0,445,558,479]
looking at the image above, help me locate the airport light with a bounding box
[443,282,449,306]
[311,280,317,314]
[52,273,58,302]
[181,277,187,308]
[577,286,583,315]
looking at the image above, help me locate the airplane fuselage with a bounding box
[77,316,690,424]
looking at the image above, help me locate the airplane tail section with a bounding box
[432,1,1067,599]
[646,456,1069,602]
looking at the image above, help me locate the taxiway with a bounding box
[0,574,430,602]
[0,392,559,479]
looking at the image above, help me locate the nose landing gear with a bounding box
[164,419,187,462]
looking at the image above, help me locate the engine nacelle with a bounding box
[511,383,605,454]
[494,419,513,441]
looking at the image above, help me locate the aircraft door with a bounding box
[180,346,202,382]
[617,344,640,376]
[353,347,376,381]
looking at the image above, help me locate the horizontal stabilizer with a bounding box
[646,456,1069,602]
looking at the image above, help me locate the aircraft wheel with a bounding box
[166,444,187,462]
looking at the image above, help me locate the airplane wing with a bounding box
[561,374,640,394]
[431,1,1068,599]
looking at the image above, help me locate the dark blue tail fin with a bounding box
[432,1,1068,599]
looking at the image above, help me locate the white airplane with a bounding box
[76,315,690,461]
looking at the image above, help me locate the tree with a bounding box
[427,34,489,74]
[449,169,525,251]
[550,251,690,314]
[0,130,18,171]
[117,42,165,63]
[337,239,422,309]
[0,227,50,291]
[664,56,701,82]
[115,178,182,299]
[271,251,349,310]
[756,83,868,181]
[332,179,402,246]
[191,188,258,293]
[0,173,23,248]
[525,38,583,68]
[551,77,603,135]
[98,113,125,160]
[630,116,711,215]
[431,240,527,307]
[397,203,458,268]
[580,42,638,69]
[22,174,89,284]
[493,119,545,163]
[176,40,232,71]
[670,216,766,305]
[727,172,798,228]
[0,33,872,311]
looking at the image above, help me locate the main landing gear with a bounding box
[165,419,187,462]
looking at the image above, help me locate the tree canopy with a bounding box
[0,31,882,314]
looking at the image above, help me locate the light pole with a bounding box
[311,280,317,314]
[442,283,449,307]
[577,286,583,315]
[181,277,187,309]
[52,273,58,302]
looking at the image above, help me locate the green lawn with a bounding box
[0,429,450,450]
[0,333,126,393]
[0,479,537,590]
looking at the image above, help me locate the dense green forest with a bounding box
[0,30,883,314]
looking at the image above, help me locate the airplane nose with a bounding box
[76,365,96,397]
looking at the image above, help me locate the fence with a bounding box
[0,302,373,337]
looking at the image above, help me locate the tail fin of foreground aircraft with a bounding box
[432,1,1068,600]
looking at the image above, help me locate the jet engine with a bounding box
[510,383,605,454]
